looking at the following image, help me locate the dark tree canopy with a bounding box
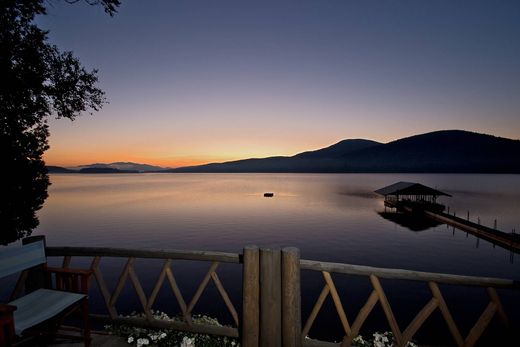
[0,0,120,244]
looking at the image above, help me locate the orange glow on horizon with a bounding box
[43,153,234,169]
[44,148,304,169]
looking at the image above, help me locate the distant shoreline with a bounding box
[47,130,520,174]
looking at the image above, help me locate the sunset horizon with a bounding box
[45,127,520,168]
[2,1,520,345]
[37,0,520,169]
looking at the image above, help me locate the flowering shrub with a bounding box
[106,311,239,347]
[108,311,417,347]
[352,331,417,347]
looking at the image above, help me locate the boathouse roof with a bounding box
[374,182,451,197]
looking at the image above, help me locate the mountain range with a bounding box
[47,162,166,173]
[168,130,520,173]
[75,162,167,172]
[47,130,520,174]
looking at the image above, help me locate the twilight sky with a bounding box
[40,0,520,168]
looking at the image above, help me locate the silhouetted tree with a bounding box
[0,0,120,244]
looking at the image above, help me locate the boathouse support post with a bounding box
[242,246,260,347]
[259,247,282,347]
[282,247,302,347]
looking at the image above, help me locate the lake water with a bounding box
[9,174,520,344]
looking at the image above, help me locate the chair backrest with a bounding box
[0,241,46,278]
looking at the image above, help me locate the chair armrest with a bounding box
[0,304,17,314]
[44,267,93,294]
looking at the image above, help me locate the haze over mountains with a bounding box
[76,162,167,172]
[48,130,520,174]
[47,162,167,173]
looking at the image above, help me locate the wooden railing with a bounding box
[35,245,518,347]
[46,246,242,338]
[299,260,518,347]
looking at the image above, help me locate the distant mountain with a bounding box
[78,167,138,174]
[47,166,75,173]
[342,130,520,172]
[169,130,520,173]
[76,162,166,172]
[294,139,381,159]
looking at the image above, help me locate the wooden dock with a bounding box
[424,209,520,252]
[385,200,520,252]
[376,182,520,252]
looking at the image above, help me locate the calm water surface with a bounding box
[16,174,520,343]
[37,173,519,278]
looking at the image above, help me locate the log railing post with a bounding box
[259,247,282,347]
[242,246,260,347]
[282,247,301,347]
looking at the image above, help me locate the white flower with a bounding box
[180,336,195,347]
[127,336,134,344]
[136,338,149,347]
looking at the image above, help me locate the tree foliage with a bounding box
[0,0,119,244]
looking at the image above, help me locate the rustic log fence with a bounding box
[46,246,242,338]
[298,260,517,347]
[10,242,517,347]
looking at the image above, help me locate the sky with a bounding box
[40,0,520,168]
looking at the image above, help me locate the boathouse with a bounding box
[375,181,451,212]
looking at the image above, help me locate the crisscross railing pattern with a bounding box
[36,245,518,347]
[300,260,517,347]
[47,247,241,338]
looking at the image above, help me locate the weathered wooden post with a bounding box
[243,246,260,347]
[22,235,46,293]
[282,247,301,347]
[260,247,282,347]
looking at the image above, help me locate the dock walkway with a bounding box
[386,199,520,252]
[424,209,520,251]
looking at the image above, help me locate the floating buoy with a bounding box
[264,192,274,197]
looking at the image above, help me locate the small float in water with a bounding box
[263,192,274,197]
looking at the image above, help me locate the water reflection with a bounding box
[3,173,518,345]
[377,211,443,232]
[34,173,520,278]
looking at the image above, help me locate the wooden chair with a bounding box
[0,237,92,346]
